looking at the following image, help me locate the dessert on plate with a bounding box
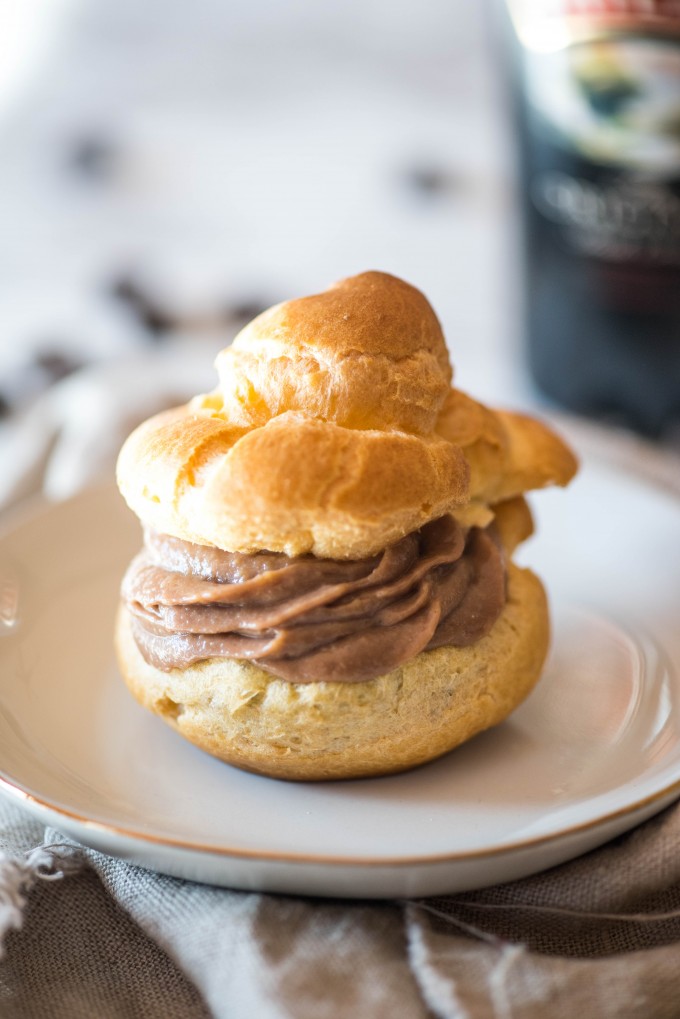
[115,271,577,780]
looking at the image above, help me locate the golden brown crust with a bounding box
[492,409,579,500]
[116,272,473,558]
[436,389,578,504]
[117,274,577,558]
[216,271,452,434]
[115,563,549,781]
[118,408,470,559]
[492,496,535,554]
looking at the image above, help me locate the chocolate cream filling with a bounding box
[122,516,506,684]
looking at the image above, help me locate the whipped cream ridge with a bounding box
[122,516,506,684]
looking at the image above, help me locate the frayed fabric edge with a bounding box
[0,843,83,958]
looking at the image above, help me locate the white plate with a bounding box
[1,443,679,899]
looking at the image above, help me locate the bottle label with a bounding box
[511,2,680,272]
[532,172,680,262]
[509,0,680,426]
[523,34,680,175]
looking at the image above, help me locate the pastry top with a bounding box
[117,272,577,558]
[116,406,468,559]
[216,270,452,435]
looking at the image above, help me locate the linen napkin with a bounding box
[1,358,680,1019]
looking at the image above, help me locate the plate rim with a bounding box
[1,763,680,869]
[2,620,680,871]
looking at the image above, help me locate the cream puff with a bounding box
[115,272,577,780]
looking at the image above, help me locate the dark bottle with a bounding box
[506,1,680,436]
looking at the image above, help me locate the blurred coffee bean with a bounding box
[110,273,273,338]
[67,135,120,181]
[0,348,85,418]
[35,350,85,382]
[401,164,461,199]
[224,298,271,324]
[110,276,177,337]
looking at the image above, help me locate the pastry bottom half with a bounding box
[115,563,549,781]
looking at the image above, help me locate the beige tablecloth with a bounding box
[3,796,680,1018]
